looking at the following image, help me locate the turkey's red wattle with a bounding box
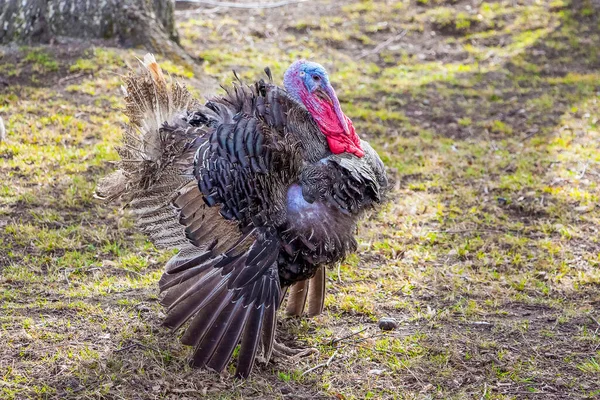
[304,94,364,158]
[323,116,364,158]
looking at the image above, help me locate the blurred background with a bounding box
[1,0,599,399]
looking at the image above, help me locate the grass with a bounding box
[2,0,600,399]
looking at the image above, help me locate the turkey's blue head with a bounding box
[283,60,364,158]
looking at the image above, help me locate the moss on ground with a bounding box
[1,0,600,399]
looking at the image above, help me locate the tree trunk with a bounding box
[0,0,191,65]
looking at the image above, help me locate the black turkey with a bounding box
[96,54,388,378]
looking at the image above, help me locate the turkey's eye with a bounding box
[299,71,306,77]
[312,75,320,81]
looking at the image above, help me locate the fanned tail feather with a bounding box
[95,54,206,251]
[95,53,200,207]
[159,228,282,378]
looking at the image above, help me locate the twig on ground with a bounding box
[115,343,139,353]
[429,228,505,234]
[578,161,589,179]
[301,349,339,376]
[171,388,205,395]
[58,72,85,84]
[589,314,600,329]
[347,332,390,345]
[500,390,547,396]
[397,358,423,385]
[330,327,368,346]
[176,0,308,9]
[0,116,5,142]
[357,30,407,60]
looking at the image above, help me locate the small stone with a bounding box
[280,386,292,395]
[378,317,398,331]
[102,260,117,268]
[497,197,507,205]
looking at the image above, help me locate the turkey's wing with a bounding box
[135,180,278,378]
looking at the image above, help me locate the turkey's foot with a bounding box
[272,340,318,362]
[256,341,318,365]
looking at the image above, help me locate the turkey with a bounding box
[96,54,388,378]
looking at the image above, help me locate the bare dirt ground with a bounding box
[1,0,600,399]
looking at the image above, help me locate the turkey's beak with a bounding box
[316,84,350,135]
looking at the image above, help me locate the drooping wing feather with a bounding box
[159,224,281,378]
[166,83,310,375]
